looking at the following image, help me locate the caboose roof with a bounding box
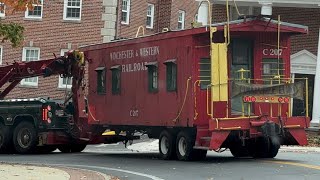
[80,17,308,51]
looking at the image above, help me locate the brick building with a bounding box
[115,0,198,38]
[0,0,116,100]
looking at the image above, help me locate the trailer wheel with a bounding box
[36,146,57,154]
[176,131,196,161]
[230,145,249,158]
[267,137,280,158]
[58,145,71,153]
[193,149,207,160]
[71,144,87,152]
[13,122,37,154]
[159,130,176,160]
[0,122,12,153]
[58,144,87,153]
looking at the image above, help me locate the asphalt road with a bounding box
[1,143,320,180]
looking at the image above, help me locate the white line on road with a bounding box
[51,164,165,180]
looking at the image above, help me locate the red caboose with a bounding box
[81,17,309,160]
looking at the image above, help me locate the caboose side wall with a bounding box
[86,33,200,128]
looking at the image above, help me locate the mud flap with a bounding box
[209,131,230,150]
[287,129,308,146]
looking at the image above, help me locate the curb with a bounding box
[279,146,320,153]
[0,162,112,180]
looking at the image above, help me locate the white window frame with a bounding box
[0,2,5,18]
[58,49,72,89]
[146,3,155,29]
[0,46,3,65]
[25,0,43,19]
[63,0,82,21]
[178,10,185,30]
[121,0,130,25]
[21,47,40,86]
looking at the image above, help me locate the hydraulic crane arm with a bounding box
[0,50,85,99]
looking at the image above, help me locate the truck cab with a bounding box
[0,97,81,153]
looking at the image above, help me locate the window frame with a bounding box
[0,45,3,65]
[165,61,177,92]
[147,64,158,93]
[58,49,72,89]
[0,2,5,18]
[146,3,155,29]
[96,67,106,95]
[121,0,130,25]
[63,0,82,21]
[21,47,40,87]
[25,0,43,19]
[178,10,185,30]
[111,66,121,95]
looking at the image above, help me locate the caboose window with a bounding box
[262,58,284,84]
[165,60,177,91]
[95,67,106,95]
[146,62,158,93]
[111,66,121,95]
[199,58,211,89]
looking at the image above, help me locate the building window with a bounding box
[25,0,43,19]
[111,66,121,95]
[121,0,130,24]
[146,4,154,29]
[145,62,158,92]
[64,0,82,21]
[95,67,106,95]
[199,58,211,89]
[178,10,185,30]
[165,61,177,91]
[0,2,5,18]
[0,46,3,65]
[21,47,40,86]
[58,49,72,89]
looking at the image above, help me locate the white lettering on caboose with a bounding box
[122,62,148,73]
[110,46,159,61]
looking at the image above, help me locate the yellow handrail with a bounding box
[135,26,145,38]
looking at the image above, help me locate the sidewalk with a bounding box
[0,163,112,180]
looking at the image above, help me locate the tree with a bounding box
[0,0,37,47]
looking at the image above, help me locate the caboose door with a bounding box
[230,39,253,115]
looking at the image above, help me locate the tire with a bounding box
[58,145,72,153]
[193,149,207,160]
[159,130,176,160]
[230,144,250,158]
[71,144,87,152]
[267,137,280,158]
[249,137,280,158]
[58,144,87,153]
[35,146,57,154]
[13,122,37,154]
[176,131,196,161]
[0,122,13,153]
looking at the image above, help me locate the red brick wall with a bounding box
[116,0,159,38]
[273,7,320,55]
[1,0,104,100]
[116,0,198,38]
[209,5,319,56]
[170,0,198,30]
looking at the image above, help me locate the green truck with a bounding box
[0,97,86,154]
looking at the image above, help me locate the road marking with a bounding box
[52,164,165,180]
[264,160,320,171]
